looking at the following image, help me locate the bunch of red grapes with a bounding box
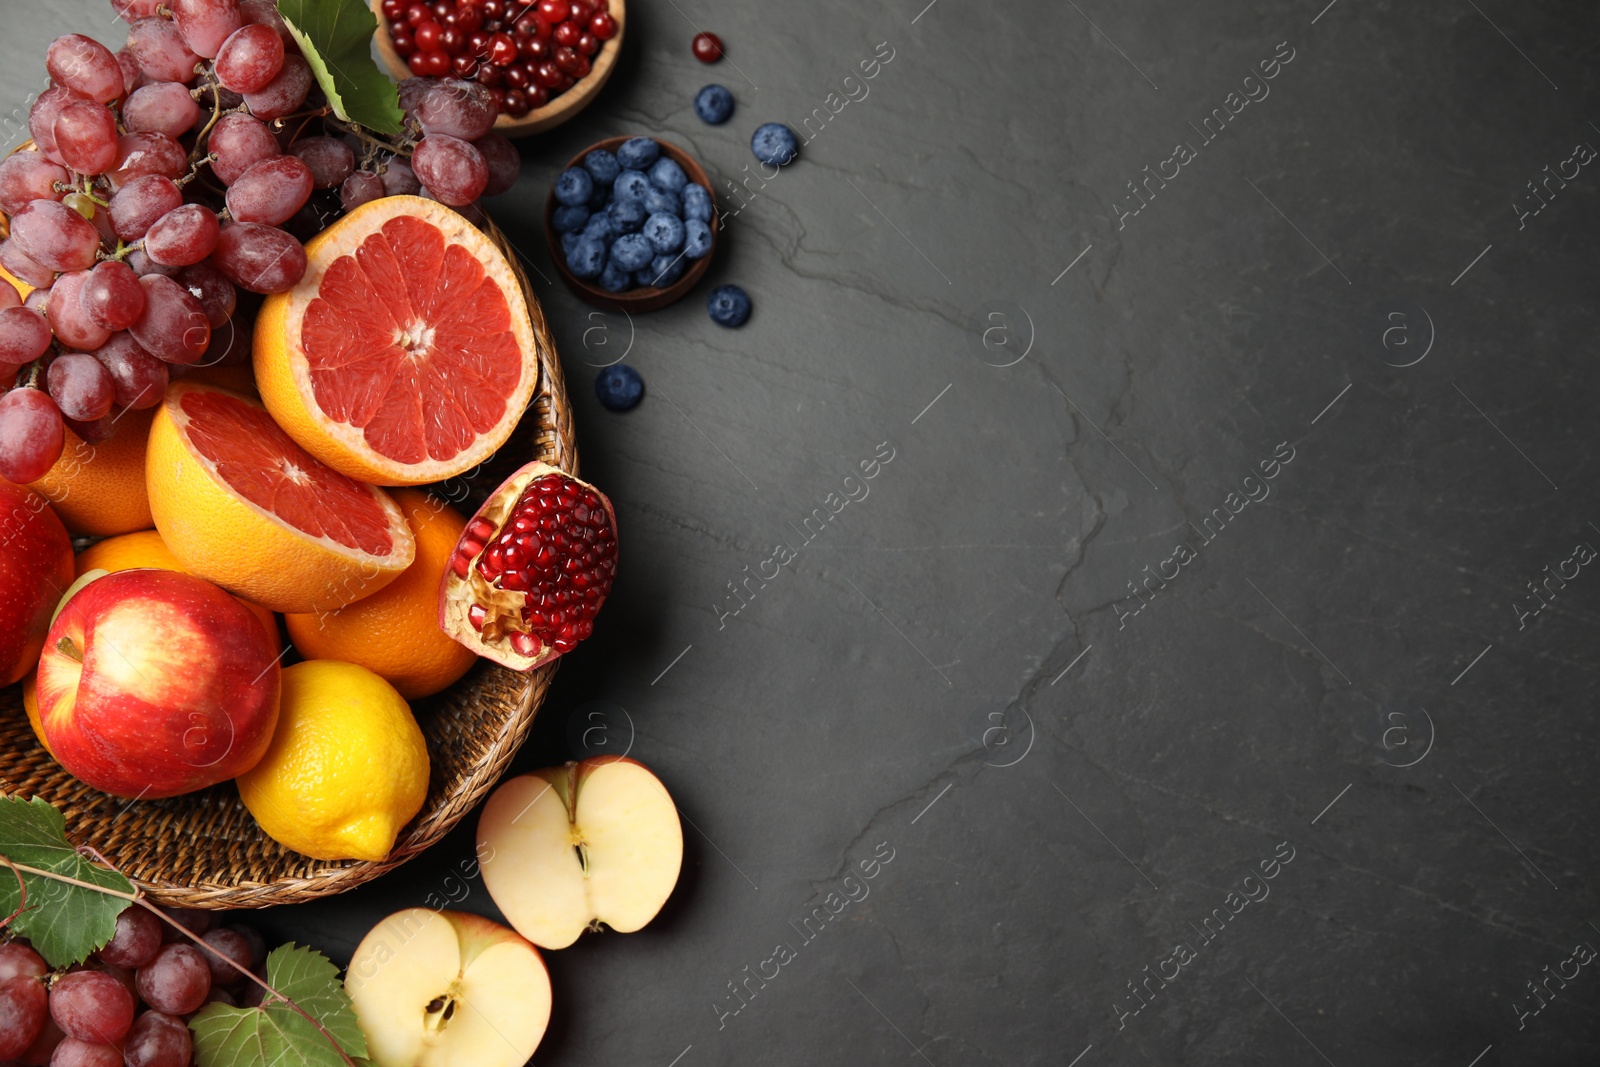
[0,0,523,486]
[381,0,617,118]
[0,905,274,1067]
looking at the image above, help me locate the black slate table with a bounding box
[4,1,1598,1064]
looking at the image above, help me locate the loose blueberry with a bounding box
[582,211,617,245]
[613,169,652,202]
[583,148,621,186]
[598,260,633,292]
[643,213,686,255]
[595,363,644,411]
[610,232,654,272]
[554,166,594,206]
[694,84,734,125]
[608,198,648,233]
[561,231,581,258]
[682,183,714,222]
[615,136,660,171]
[683,217,713,259]
[566,236,607,279]
[751,123,799,167]
[643,186,682,217]
[648,157,689,194]
[551,204,590,234]
[707,284,751,327]
[646,253,687,288]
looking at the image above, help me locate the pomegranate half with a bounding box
[439,462,618,670]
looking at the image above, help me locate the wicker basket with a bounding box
[0,207,577,909]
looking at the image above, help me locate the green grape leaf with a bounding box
[0,796,135,968]
[191,944,369,1067]
[278,0,404,135]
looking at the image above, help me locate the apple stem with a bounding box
[1,846,360,1067]
[54,636,82,663]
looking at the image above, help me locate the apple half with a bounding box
[478,756,683,949]
[345,908,551,1067]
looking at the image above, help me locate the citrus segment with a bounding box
[28,405,154,536]
[255,196,540,486]
[146,382,414,613]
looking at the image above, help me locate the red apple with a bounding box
[36,569,282,798]
[0,482,75,687]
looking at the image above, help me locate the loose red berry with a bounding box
[476,62,504,86]
[452,53,478,76]
[392,29,416,55]
[533,60,562,87]
[692,31,723,63]
[489,31,518,64]
[414,19,443,50]
[536,0,566,23]
[553,19,580,46]
[405,3,430,25]
[503,88,529,116]
[589,11,615,39]
[520,35,548,60]
[576,32,598,55]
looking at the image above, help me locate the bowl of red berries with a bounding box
[372,0,625,136]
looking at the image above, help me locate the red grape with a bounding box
[47,272,113,351]
[212,222,307,293]
[126,247,181,278]
[93,332,169,409]
[123,1010,192,1067]
[0,279,17,312]
[207,112,278,185]
[0,307,52,367]
[197,927,253,984]
[130,275,211,364]
[48,970,133,1044]
[80,260,145,331]
[97,905,165,969]
[46,35,125,105]
[415,78,497,140]
[215,23,285,93]
[226,155,313,225]
[115,48,145,96]
[28,87,83,168]
[109,174,183,241]
[0,975,48,1060]
[0,388,66,483]
[11,200,99,272]
[289,136,356,189]
[126,17,202,83]
[474,133,520,196]
[47,1038,124,1067]
[240,0,294,46]
[0,942,48,981]
[339,171,385,212]
[133,944,211,1016]
[51,100,120,175]
[112,0,165,22]
[122,82,202,139]
[155,906,216,940]
[172,0,244,59]
[380,156,422,196]
[144,204,221,267]
[242,52,311,120]
[0,240,55,289]
[413,133,488,205]
[109,131,187,189]
[47,353,116,422]
[0,152,70,217]
[176,261,237,327]
[225,925,267,969]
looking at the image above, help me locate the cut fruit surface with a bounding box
[146,382,415,613]
[255,195,541,485]
[477,757,683,949]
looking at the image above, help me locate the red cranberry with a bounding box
[431,0,451,18]
[533,60,562,87]
[489,31,518,64]
[557,72,574,89]
[414,20,442,50]
[382,0,406,18]
[527,84,548,107]
[569,0,591,21]
[519,36,548,60]
[526,13,552,38]
[482,0,506,17]
[456,5,483,31]
[502,88,530,116]
[488,86,507,109]
[589,11,615,39]
[468,29,492,54]
[406,3,431,25]
[503,64,530,88]
[536,0,566,23]
[476,63,504,85]
[553,45,584,75]
[692,31,723,63]
[392,30,416,55]
[576,32,598,55]
[452,54,478,76]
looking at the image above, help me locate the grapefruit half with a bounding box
[254,196,541,486]
[146,382,416,613]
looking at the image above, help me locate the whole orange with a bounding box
[29,405,155,536]
[285,489,477,698]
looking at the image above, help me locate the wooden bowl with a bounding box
[0,203,578,909]
[545,136,718,313]
[369,0,625,137]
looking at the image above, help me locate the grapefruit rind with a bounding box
[255,196,542,487]
[146,382,415,614]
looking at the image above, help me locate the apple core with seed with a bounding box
[478,755,684,950]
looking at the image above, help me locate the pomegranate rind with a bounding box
[438,461,617,671]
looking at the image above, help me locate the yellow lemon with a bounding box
[237,660,429,862]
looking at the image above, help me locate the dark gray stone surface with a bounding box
[5,1,1599,1063]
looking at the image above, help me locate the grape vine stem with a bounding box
[0,849,360,1067]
